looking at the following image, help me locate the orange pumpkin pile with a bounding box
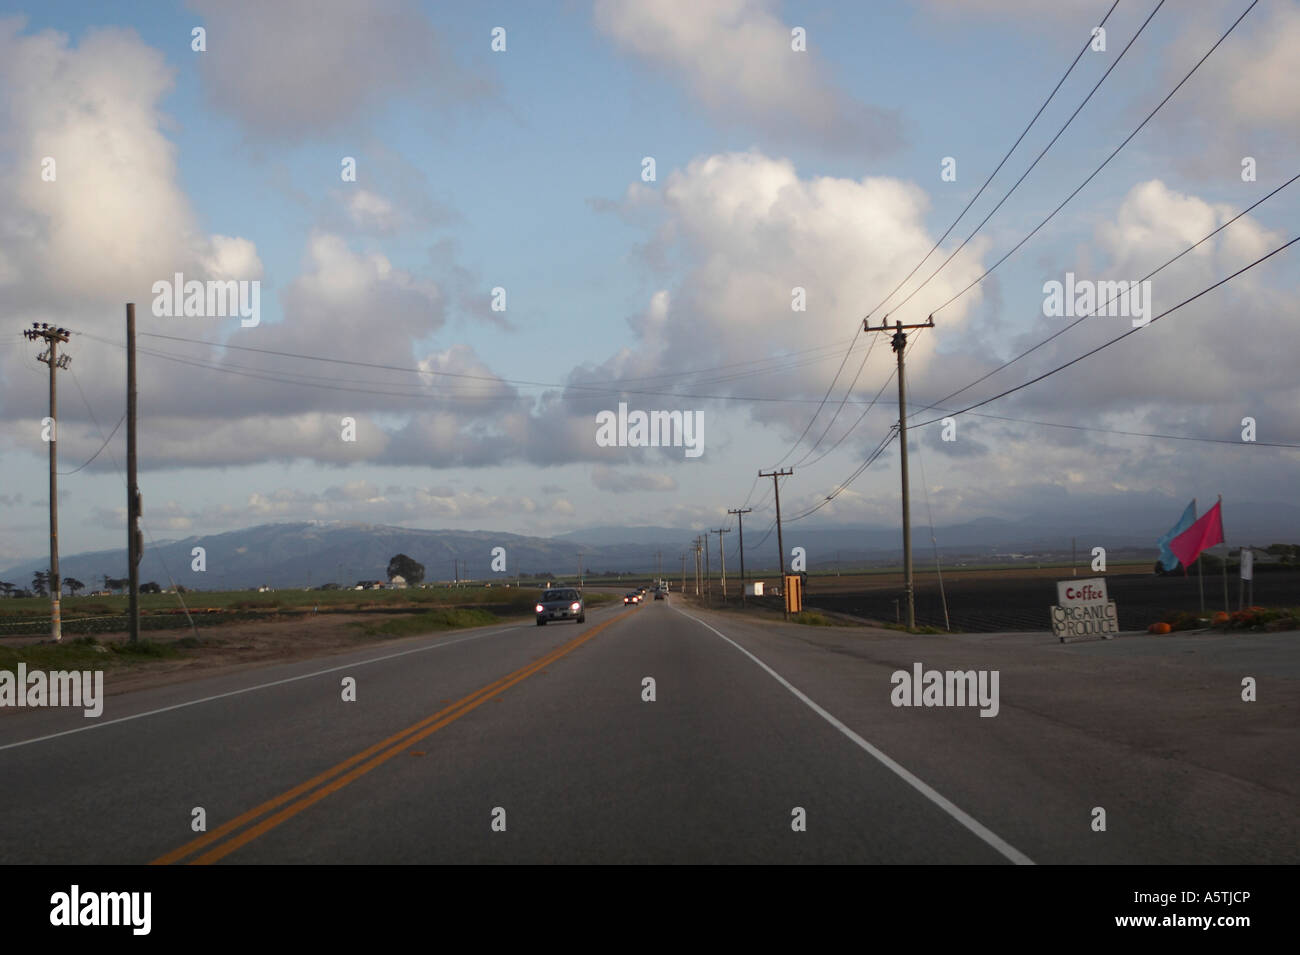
[1148,622,1172,634]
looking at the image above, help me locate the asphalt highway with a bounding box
[1,597,1294,864]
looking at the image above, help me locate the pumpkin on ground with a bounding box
[1148,622,1172,634]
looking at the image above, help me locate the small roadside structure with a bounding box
[389,574,408,590]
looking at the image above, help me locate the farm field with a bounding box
[709,566,1300,633]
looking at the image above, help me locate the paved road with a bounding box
[1,598,1295,863]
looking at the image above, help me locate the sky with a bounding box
[0,0,1297,568]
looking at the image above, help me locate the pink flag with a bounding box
[1169,500,1224,567]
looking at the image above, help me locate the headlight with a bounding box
[570,601,581,611]
[535,603,544,613]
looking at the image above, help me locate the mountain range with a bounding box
[4,499,1299,592]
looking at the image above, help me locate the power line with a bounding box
[913,168,1300,417]
[819,4,1273,487]
[748,425,898,550]
[60,369,126,475]
[912,233,1299,429]
[793,333,878,465]
[601,336,861,384]
[871,0,1125,321]
[928,0,1260,319]
[771,0,1124,468]
[786,426,899,524]
[795,333,919,470]
[107,329,875,394]
[935,409,1300,449]
[134,341,876,405]
[891,0,1169,320]
[77,329,887,407]
[774,231,1297,532]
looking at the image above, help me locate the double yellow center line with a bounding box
[152,609,631,864]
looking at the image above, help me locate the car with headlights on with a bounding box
[536,588,585,625]
[624,591,641,605]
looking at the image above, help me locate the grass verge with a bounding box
[0,636,183,674]
[792,611,835,626]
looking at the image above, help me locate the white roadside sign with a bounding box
[1051,577,1119,641]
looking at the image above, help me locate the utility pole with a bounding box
[24,322,72,643]
[759,468,793,619]
[864,315,934,631]
[680,552,687,595]
[713,528,730,599]
[656,550,662,584]
[126,304,141,642]
[694,537,702,595]
[703,533,710,605]
[728,507,751,605]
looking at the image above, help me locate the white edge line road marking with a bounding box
[675,607,1035,866]
[0,621,533,753]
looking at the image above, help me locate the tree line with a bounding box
[0,573,161,598]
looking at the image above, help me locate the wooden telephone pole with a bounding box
[703,532,710,604]
[864,315,934,631]
[728,507,751,605]
[126,304,142,642]
[713,528,730,599]
[758,468,793,618]
[23,323,72,643]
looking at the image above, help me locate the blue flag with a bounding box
[1157,499,1197,571]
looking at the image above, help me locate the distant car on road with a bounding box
[624,592,641,605]
[536,588,585,625]
[654,589,665,601]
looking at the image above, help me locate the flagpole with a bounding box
[1219,495,1229,615]
[1197,553,1204,613]
[1238,551,1245,612]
